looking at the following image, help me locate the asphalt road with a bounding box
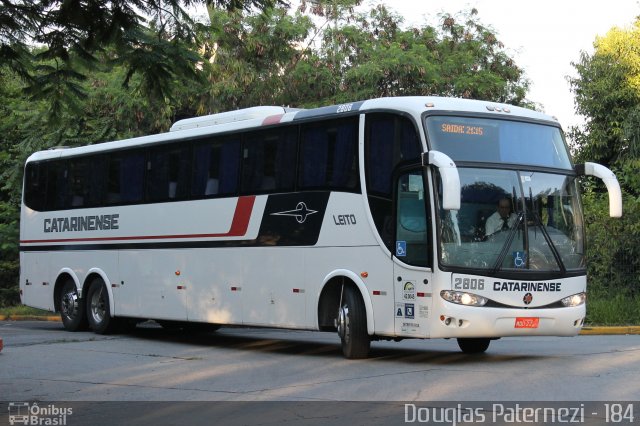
[1,320,639,425]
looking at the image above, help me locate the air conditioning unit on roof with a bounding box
[169,106,291,132]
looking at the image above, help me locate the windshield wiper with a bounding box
[528,211,567,274]
[490,211,524,275]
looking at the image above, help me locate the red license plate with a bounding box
[515,317,539,328]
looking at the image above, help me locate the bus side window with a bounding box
[298,118,359,191]
[147,145,189,202]
[106,151,145,205]
[193,137,241,198]
[242,128,296,194]
[365,113,422,252]
[45,161,68,211]
[24,162,47,211]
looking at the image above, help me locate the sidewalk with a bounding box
[1,314,639,334]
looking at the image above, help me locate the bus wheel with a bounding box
[457,338,490,354]
[86,278,117,334]
[337,286,370,359]
[59,279,87,331]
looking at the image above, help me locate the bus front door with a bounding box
[393,169,432,338]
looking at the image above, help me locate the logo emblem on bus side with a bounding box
[271,202,318,224]
[523,292,533,305]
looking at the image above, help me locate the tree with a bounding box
[317,6,530,105]
[198,3,531,111]
[568,18,640,319]
[569,19,640,194]
[0,0,287,121]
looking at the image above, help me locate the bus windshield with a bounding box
[436,168,585,274]
[425,116,572,170]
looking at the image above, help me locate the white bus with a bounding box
[19,97,622,358]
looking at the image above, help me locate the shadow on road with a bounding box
[119,322,543,365]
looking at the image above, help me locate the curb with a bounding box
[579,326,640,335]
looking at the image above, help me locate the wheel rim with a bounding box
[90,286,106,324]
[61,289,79,321]
[337,305,350,342]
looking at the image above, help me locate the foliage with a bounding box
[568,19,640,194]
[200,5,315,112]
[198,2,531,111]
[581,188,640,300]
[323,7,529,105]
[569,18,640,322]
[0,0,286,121]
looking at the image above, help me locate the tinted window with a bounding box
[299,118,359,191]
[106,151,145,204]
[24,162,47,211]
[242,128,296,193]
[365,113,422,251]
[66,156,106,208]
[147,144,190,202]
[45,161,68,211]
[192,136,240,197]
[366,114,421,196]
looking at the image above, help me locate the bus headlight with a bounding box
[440,290,488,307]
[561,293,586,307]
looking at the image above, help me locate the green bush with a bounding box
[0,260,20,307]
[582,188,640,324]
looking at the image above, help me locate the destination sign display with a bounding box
[440,123,484,136]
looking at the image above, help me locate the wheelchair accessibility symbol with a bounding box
[513,251,526,268]
[396,241,407,257]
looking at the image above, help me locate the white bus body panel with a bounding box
[20,252,53,310]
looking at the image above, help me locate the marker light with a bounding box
[561,293,586,307]
[440,290,488,307]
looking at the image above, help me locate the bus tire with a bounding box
[59,278,88,331]
[337,286,370,359]
[86,278,117,335]
[457,337,490,354]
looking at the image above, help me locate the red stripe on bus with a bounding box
[227,196,255,236]
[20,196,256,244]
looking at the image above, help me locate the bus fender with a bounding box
[56,268,81,296]
[85,268,115,317]
[322,269,375,336]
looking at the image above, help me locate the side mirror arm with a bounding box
[424,151,460,210]
[575,162,622,217]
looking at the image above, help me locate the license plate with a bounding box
[515,317,539,328]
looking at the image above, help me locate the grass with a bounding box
[584,293,640,326]
[0,305,54,317]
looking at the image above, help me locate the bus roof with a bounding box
[25,96,558,163]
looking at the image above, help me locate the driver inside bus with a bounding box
[485,198,517,237]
